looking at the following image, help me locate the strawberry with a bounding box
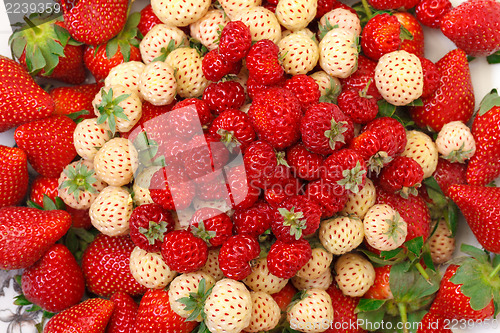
[203,81,246,115]
[107,292,138,333]
[284,75,321,111]
[410,49,474,132]
[189,208,233,247]
[219,234,260,280]
[324,283,366,333]
[50,84,100,120]
[129,203,174,253]
[418,56,441,99]
[209,108,255,152]
[267,239,312,278]
[21,244,85,313]
[394,11,425,58]
[219,0,263,19]
[287,289,334,332]
[29,176,59,207]
[0,55,55,132]
[441,0,500,57]
[334,252,376,297]
[15,115,77,178]
[319,28,359,79]
[10,19,85,85]
[93,137,139,187]
[90,186,133,237]
[218,20,253,63]
[296,247,333,280]
[150,166,195,211]
[139,61,177,107]
[44,298,114,332]
[435,121,476,163]
[318,8,362,38]
[0,207,71,270]
[161,230,208,273]
[367,0,419,10]
[139,24,188,64]
[200,247,224,281]
[82,234,148,297]
[286,143,323,181]
[278,31,320,76]
[428,219,455,264]
[233,200,273,237]
[401,130,438,179]
[0,145,28,208]
[202,49,242,82]
[319,215,364,255]
[271,282,298,311]
[233,7,282,43]
[341,55,380,100]
[466,89,500,186]
[135,289,198,333]
[321,148,367,195]
[246,291,281,332]
[60,0,129,46]
[246,39,285,86]
[337,87,379,125]
[342,178,377,219]
[275,0,317,31]
[415,0,452,29]
[165,47,209,98]
[151,0,211,27]
[191,9,228,52]
[243,257,289,294]
[431,158,467,197]
[129,247,177,289]
[378,156,424,198]
[73,118,113,161]
[138,4,162,36]
[417,311,452,332]
[363,203,408,251]
[292,269,333,291]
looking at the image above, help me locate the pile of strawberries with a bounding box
[0,0,500,332]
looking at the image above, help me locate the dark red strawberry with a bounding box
[395,11,425,58]
[202,49,242,82]
[305,180,348,217]
[321,149,367,195]
[367,0,419,10]
[149,166,196,211]
[432,158,467,197]
[286,143,323,181]
[22,244,85,313]
[218,20,252,63]
[218,234,260,280]
[415,0,453,29]
[284,75,321,111]
[226,164,260,210]
[418,56,441,99]
[0,145,28,208]
[0,207,71,270]
[82,234,148,297]
[107,292,138,333]
[324,283,366,333]
[337,87,379,125]
[246,74,287,100]
[379,156,424,198]
[50,83,101,120]
[183,134,230,182]
[15,115,77,178]
[271,282,298,311]
[189,208,233,247]
[209,109,255,152]
[264,176,302,207]
[364,265,393,300]
[341,55,380,100]
[161,230,208,273]
[203,81,246,115]
[246,39,285,85]
[138,4,162,36]
[129,203,175,253]
[361,13,410,60]
[267,239,312,278]
[233,200,273,237]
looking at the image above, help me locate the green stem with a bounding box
[415,262,431,282]
[23,16,42,34]
[361,0,373,20]
[398,303,409,333]
[489,262,500,278]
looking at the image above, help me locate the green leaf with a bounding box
[378,99,397,117]
[14,294,33,306]
[460,244,489,264]
[42,194,57,210]
[359,249,404,266]
[399,24,414,41]
[486,51,500,64]
[478,89,500,116]
[381,248,404,260]
[405,237,424,257]
[406,98,423,106]
[444,201,458,237]
[390,262,440,303]
[106,39,120,59]
[10,34,27,59]
[119,41,131,63]
[65,228,79,255]
[125,12,141,30]
[356,298,387,312]
[450,259,494,311]
[422,248,436,272]
[493,254,500,269]
[53,23,70,46]
[65,110,90,121]
[356,307,387,330]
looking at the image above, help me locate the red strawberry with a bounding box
[44,298,114,332]
[21,244,85,313]
[107,292,138,333]
[321,148,367,195]
[50,83,101,120]
[316,0,356,18]
[15,115,77,178]
[284,75,321,111]
[417,311,452,332]
[432,158,467,197]
[203,81,246,115]
[264,175,302,207]
[448,184,500,253]
[233,200,273,238]
[305,180,348,217]
[137,4,162,37]
[466,89,500,186]
[367,0,419,10]
[226,164,260,210]
[172,98,211,126]
[337,87,379,125]
[135,289,198,333]
[129,203,175,253]
[410,49,474,132]
[209,108,256,152]
[440,0,500,57]
[0,55,55,132]
[271,282,298,311]
[219,21,252,63]
[418,56,441,99]
[161,230,208,273]
[378,156,424,198]
[82,234,148,297]
[60,0,129,46]
[246,39,285,85]
[364,265,392,300]
[0,207,71,270]
[286,143,323,181]
[149,166,196,211]
[0,145,28,208]
[324,283,366,333]
[394,11,425,58]
[267,238,312,278]
[202,49,242,82]
[415,0,453,29]
[341,55,381,100]
[248,88,302,149]
[189,208,234,247]
[218,234,260,280]
[246,74,287,100]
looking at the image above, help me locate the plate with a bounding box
[0,0,498,332]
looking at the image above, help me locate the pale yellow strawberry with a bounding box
[165,47,208,98]
[204,279,253,333]
[281,27,315,40]
[233,7,281,44]
[104,61,145,94]
[245,291,281,332]
[287,289,334,333]
[341,178,377,219]
[363,204,407,252]
[319,28,358,78]
[291,269,333,291]
[200,247,224,281]
[277,31,319,75]
[140,24,188,64]
[429,219,455,264]
[309,70,342,103]
[139,61,177,106]
[93,137,139,187]
[243,258,288,294]
[129,246,177,289]
[435,121,476,163]
[190,9,228,51]
[319,216,364,255]
[334,253,375,297]
[89,186,133,236]
[319,8,361,39]
[275,0,317,32]
[218,0,262,20]
[73,118,113,161]
[132,166,162,206]
[401,130,439,178]
[295,247,333,280]
[151,0,211,27]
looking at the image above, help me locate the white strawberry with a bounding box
[319,28,359,79]
[309,70,342,103]
[132,166,162,206]
[291,269,333,291]
[58,160,107,210]
[139,61,177,106]
[203,278,253,333]
[168,272,216,321]
[200,247,224,281]
[243,257,289,294]
[363,204,407,251]
[190,9,228,51]
[245,291,281,332]
[435,121,476,163]
[319,216,364,255]
[218,0,262,20]
[287,288,334,333]
[295,247,333,280]
[429,219,455,264]
[401,130,439,178]
[73,118,113,161]
[92,85,143,135]
[165,47,208,98]
[374,50,424,106]
[104,61,145,94]
[129,246,177,289]
[233,7,282,44]
[334,252,375,297]
[93,137,139,187]
[89,185,133,237]
[277,31,319,76]
[319,8,362,40]
[140,24,188,64]
[281,27,315,40]
[275,0,317,32]
[151,0,211,27]
[341,178,377,219]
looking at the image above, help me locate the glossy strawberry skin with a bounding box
[226,164,261,210]
[203,81,246,115]
[137,4,162,36]
[415,0,453,29]
[284,75,321,111]
[395,11,425,57]
[107,292,139,333]
[218,234,260,280]
[246,74,287,100]
[267,239,312,279]
[418,56,441,99]
[161,230,208,273]
[0,145,28,208]
[189,208,234,247]
[82,234,148,297]
[149,167,195,211]
[432,158,467,197]
[22,244,85,313]
[218,20,252,63]
[364,265,392,300]
[378,156,424,195]
[362,117,407,157]
[337,89,379,125]
[172,98,212,126]
[233,200,273,238]
[202,49,242,82]
[321,149,367,195]
[340,55,381,100]
[286,143,323,181]
[129,203,175,253]
[361,14,403,60]
[271,282,298,311]
[50,83,100,120]
[305,180,348,218]
[417,311,452,333]
[209,108,256,152]
[29,176,59,206]
[324,283,366,333]
[0,207,72,270]
[246,40,285,85]
[367,0,419,10]
[84,44,142,82]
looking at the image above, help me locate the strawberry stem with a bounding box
[397,302,409,333]
[415,262,431,282]
[361,0,373,20]
[23,16,42,34]
[489,262,500,278]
